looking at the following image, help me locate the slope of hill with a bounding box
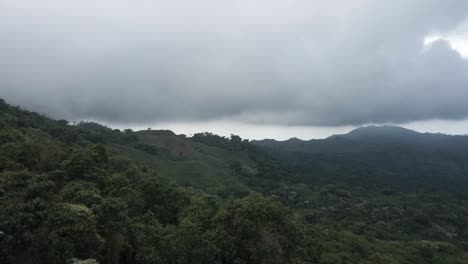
[2,98,468,264]
[254,126,468,193]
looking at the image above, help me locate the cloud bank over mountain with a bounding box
[1,0,468,126]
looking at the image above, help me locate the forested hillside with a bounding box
[254,126,468,194]
[2,98,468,264]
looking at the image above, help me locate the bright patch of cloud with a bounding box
[424,20,468,58]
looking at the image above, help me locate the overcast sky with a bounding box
[1,0,468,139]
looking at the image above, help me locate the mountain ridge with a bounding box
[253,125,468,153]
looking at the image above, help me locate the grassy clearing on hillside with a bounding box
[106,139,253,195]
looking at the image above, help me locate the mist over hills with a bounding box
[3,1,468,263]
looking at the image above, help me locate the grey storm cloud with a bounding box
[1,0,468,126]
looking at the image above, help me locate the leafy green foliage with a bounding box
[213,193,300,264]
[1,99,468,263]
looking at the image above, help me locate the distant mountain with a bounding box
[254,125,468,153]
[254,125,468,194]
[331,125,421,141]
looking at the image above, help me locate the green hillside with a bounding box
[254,126,468,194]
[2,98,468,264]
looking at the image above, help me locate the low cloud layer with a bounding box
[1,0,468,126]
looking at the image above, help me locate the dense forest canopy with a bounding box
[1,98,468,264]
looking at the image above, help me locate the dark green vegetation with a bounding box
[254,125,468,194]
[1,98,468,264]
